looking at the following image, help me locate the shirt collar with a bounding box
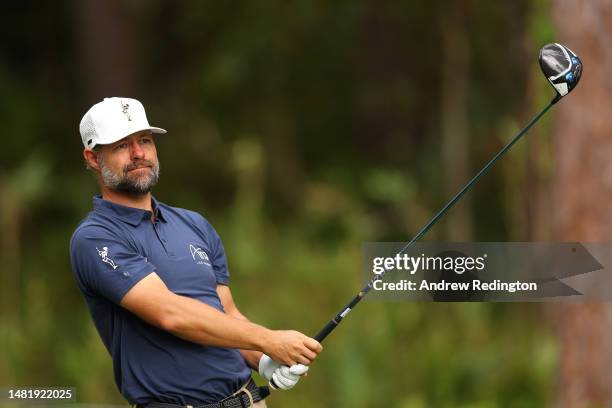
[93,195,167,226]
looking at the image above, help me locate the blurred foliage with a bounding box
[0,0,560,407]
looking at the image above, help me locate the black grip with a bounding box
[314,319,338,342]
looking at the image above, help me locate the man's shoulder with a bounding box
[157,201,222,244]
[70,212,124,249]
[157,201,213,228]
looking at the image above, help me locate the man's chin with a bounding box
[111,177,158,196]
[114,185,154,196]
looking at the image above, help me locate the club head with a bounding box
[539,43,582,103]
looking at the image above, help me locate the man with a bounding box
[70,97,322,407]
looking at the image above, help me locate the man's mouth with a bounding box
[126,161,153,171]
[125,166,153,177]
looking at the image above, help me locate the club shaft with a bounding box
[314,100,556,343]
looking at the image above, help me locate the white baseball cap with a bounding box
[79,97,167,148]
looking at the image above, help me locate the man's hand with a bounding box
[270,364,309,390]
[258,354,280,381]
[263,330,322,366]
[258,354,309,390]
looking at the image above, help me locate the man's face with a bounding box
[95,131,160,195]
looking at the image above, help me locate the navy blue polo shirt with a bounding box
[69,196,251,405]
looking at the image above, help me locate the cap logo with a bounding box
[121,100,132,121]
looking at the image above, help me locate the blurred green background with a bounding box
[0,1,597,407]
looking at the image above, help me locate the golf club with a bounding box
[268,42,582,390]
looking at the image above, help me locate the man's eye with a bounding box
[141,138,153,144]
[114,143,128,150]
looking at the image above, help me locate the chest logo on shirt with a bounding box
[96,246,119,270]
[189,244,211,266]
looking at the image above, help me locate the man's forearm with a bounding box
[220,297,264,369]
[122,274,320,367]
[234,318,265,369]
[162,292,271,352]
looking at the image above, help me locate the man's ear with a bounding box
[83,148,100,171]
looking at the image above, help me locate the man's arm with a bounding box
[120,272,321,366]
[216,284,264,370]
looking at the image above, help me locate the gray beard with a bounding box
[100,158,160,196]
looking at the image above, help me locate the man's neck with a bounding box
[101,187,153,212]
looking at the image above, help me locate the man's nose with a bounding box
[130,140,145,159]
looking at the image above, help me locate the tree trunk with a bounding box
[74,0,137,98]
[552,0,612,406]
[440,0,473,241]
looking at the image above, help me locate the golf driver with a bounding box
[268,42,582,390]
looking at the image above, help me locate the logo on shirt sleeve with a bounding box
[189,244,211,266]
[96,246,119,270]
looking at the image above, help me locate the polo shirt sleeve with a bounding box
[70,225,156,304]
[192,214,230,285]
[209,229,230,285]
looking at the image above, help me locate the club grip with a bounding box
[314,319,338,342]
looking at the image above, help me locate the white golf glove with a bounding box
[258,354,309,390]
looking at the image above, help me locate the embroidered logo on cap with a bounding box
[121,100,132,121]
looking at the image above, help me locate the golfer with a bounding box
[70,97,321,408]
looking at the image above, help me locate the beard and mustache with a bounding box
[99,157,160,196]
